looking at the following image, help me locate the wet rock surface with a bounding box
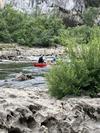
[15,72,33,81]
[0,87,100,133]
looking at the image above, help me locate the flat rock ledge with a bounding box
[0,45,65,59]
[0,87,100,133]
[0,46,65,63]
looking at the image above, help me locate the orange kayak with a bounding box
[33,63,47,67]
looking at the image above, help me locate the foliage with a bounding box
[0,11,11,42]
[60,26,100,46]
[82,7,98,26]
[0,6,64,47]
[47,26,100,98]
[85,0,100,7]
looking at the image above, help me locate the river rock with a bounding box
[15,72,32,81]
[0,44,65,62]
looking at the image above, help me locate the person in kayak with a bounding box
[38,55,45,63]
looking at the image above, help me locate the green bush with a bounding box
[0,6,64,47]
[85,0,100,7]
[82,7,98,26]
[60,26,100,46]
[0,11,11,42]
[47,30,100,98]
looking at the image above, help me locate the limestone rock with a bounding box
[15,72,32,81]
[2,0,100,26]
[0,87,100,133]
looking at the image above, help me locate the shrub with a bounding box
[82,7,98,26]
[0,11,11,42]
[47,31,100,98]
[0,6,64,47]
[60,25,100,46]
[85,0,100,7]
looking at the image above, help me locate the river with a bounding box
[0,62,48,89]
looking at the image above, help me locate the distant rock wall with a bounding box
[2,0,86,26]
[56,0,85,13]
[2,0,100,14]
[3,0,85,14]
[4,0,54,14]
[0,0,4,8]
[2,0,100,26]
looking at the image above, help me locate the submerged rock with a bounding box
[15,72,32,81]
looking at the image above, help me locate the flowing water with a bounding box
[0,62,48,88]
[0,63,31,80]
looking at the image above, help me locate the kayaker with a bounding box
[38,55,44,63]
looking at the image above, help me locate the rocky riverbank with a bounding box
[1,43,100,133]
[0,43,65,62]
[0,87,100,133]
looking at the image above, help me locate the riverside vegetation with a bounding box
[0,5,64,47]
[0,5,100,98]
[47,8,100,98]
[47,30,100,98]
